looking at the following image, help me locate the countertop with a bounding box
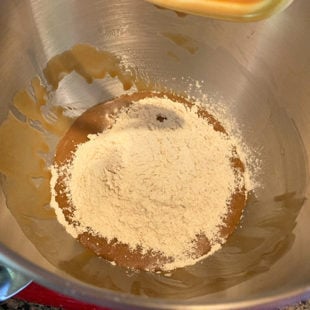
[1,299,310,310]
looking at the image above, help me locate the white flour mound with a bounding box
[51,96,251,270]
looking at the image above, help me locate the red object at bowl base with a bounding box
[15,282,110,310]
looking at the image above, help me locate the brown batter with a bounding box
[53,92,246,271]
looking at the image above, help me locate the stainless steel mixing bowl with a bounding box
[0,0,309,308]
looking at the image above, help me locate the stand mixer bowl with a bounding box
[0,0,309,308]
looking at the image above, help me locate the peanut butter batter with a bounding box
[52,91,246,271]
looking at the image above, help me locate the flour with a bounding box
[51,96,250,270]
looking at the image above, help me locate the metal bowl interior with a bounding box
[0,0,309,309]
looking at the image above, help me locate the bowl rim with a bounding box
[1,243,309,309]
